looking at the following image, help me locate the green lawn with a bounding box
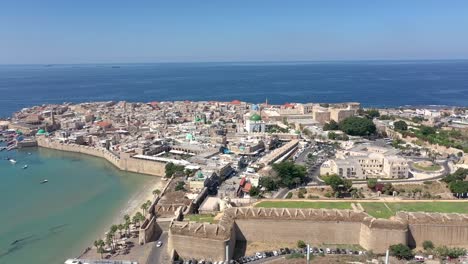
[360,203,394,219]
[386,202,468,215]
[254,201,352,210]
[413,163,442,171]
[255,201,468,219]
[185,214,216,224]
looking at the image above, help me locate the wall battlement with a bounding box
[169,207,468,261]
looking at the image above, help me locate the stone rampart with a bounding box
[397,212,468,248]
[37,137,165,176]
[168,208,468,260]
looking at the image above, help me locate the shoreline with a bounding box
[33,143,165,260]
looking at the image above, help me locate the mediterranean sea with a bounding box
[0,144,157,264]
[1,60,468,117]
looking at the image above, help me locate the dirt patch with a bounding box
[290,186,334,199]
[241,241,297,256]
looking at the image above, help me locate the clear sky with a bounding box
[1,0,468,64]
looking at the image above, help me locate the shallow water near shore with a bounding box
[0,145,157,264]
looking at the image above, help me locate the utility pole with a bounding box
[306,244,310,264]
[225,244,229,262]
[385,249,389,264]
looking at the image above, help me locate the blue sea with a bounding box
[1,60,468,117]
[0,145,158,264]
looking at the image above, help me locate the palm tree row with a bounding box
[93,212,146,258]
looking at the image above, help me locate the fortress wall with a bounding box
[37,138,165,176]
[234,219,361,245]
[120,156,166,176]
[359,223,407,253]
[168,233,229,262]
[408,224,468,248]
[397,212,468,248]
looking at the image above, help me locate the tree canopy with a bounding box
[322,174,352,192]
[323,120,339,131]
[339,116,376,136]
[393,120,408,131]
[165,162,185,178]
[389,244,414,260]
[271,161,307,189]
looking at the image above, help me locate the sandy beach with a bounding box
[113,177,165,224]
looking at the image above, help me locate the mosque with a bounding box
[244,104,265,133]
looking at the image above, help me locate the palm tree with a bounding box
[94,239,105,259]
[152,189,161,196]
[123,214,130,224]
[141,203,149,215]
[133,212,145,227]
[117,224,124,238]
[123,221,130,237]
[105,233,114,252]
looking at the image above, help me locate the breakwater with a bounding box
[37,137,166,177]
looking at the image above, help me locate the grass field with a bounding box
[255,201,468,219]
[413,163,442,171]
[185,214,216,223]
[254,201,352,210]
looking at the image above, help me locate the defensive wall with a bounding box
[168,207,468,261]
[36,137,166,176]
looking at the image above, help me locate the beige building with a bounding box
[321,144,409,179]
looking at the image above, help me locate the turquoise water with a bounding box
[0,145,156,264]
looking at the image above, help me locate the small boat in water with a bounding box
[41,179,48,184]
[23,165,28,169]
[9,159,17,164]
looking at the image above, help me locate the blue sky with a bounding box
[1,0,468,64]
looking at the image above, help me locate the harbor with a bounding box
[0,144,159,264]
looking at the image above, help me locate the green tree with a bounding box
[132,212,145,226]
[422,240,434,251]
[435,246,467,258]
[165,162,185,178]
[141,202,149,215]
[393,120,408,131]
[339,116,376,136]
[152,189,161,196]
[249,186,261,197]
[322,174,345,192]
[259,177,278,191]
[285,192,293,199]
[271,162,307,189]
[367,178,378,190]
[389,244,414,260]
[365,109,380,119]
[323,120,339,131]
[175,181,186,191]
[94,239,105,258]
[420,126,436,136]
[297,240,306,248]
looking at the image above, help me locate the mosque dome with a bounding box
[36,129,46,135]
[250,113,262,121]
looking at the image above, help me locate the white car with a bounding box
[156,241,163,247]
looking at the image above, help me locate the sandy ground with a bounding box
[78,177,164,260]
[111,177,164,225]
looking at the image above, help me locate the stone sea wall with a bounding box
[36,137,166,177]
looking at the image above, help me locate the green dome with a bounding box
[36,129,46,135]
[250,113,262,121]
[186,133,194,140]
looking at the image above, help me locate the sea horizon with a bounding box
[1,60,467,118]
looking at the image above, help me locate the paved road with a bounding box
[146,232,168,264]
[273,188,290,199]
